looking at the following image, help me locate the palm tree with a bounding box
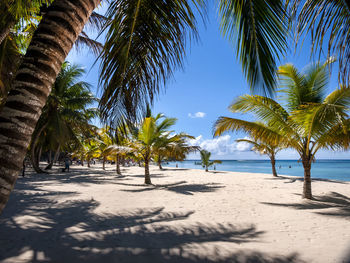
[133,113,177,184]
[236,137,282,177]
[0,0,100,213]
[214,61,350,199]
[199,150,222,172]
[0,0,289,213]
[29,62,97,173]
[153,133,199,169]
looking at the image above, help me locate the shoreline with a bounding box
[1,164,350,262]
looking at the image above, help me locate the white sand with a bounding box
[1,164,350,263]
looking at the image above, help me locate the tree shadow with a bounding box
[0,178,307,262]
[264,176,348,184]
[119,181,225,195]
[261,192,350,218]
[162,168,190,171]
[21,166,125,186]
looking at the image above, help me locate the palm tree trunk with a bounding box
[116,155,121,175]
[0,18,15,45]
[158,159,162,170]
[302,158,312,199]
[102,157,106,170]
[205,166,208,172]
[30,123,48,174]
[144,154,151,184]
[0,0,100,214]
[48,150,52,164]
[87,158,90,168]
[53,144,60,163]
[45,144,60,170]
[270,154,278,177]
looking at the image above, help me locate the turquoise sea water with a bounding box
[164,160,350,182]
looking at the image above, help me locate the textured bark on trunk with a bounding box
[144,157,151,184]
[0,18,15,45]
[302,159,312,199]
[53,144,60,163]
[270,155,278,177]
[30,123,48,174]
[0,0,101,214]
[116,155,121,175]
[45,145,59,170]
[48,150,52,164]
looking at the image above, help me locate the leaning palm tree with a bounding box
[236,137,282,177]
[0,0,289,213]
[199,150,222,172]
[214,61,350,199]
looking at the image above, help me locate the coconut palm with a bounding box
[133,113,177,184]
[199,150,222,172]
[214,61,350,199]
[30,62,97,173]
[236,137,282,177]
[153,133,199,169]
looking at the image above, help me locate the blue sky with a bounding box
[67,3,350,160]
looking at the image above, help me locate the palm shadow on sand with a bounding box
[264,175,348,184]
[118,181,225,195]
[261,192,350,218]
[0,178,306,263]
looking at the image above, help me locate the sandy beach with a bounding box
[0,164,349,263]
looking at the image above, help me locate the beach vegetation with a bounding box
[199,150,222,172]
[235,137,282,177]
[214,61,350,199]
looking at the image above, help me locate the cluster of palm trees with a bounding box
[215,61,350,199]
[69,111,198,184]
[0,0,349,214]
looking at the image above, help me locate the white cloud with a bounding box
[188,135,252,156]
[188,112,206,118]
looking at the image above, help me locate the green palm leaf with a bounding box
[218,0,288,94]
[98,0,204,125]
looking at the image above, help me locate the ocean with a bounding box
[164,159,350,182]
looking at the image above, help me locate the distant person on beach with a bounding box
[214,165,216,170]
[176,163,178,168]
[289,165,292,168]
[64,157,70,172]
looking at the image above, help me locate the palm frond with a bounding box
[218,0,288,94]
[98,0,205,126]
[292,0,350,85]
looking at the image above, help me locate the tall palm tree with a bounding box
[214,61,350,199]
[236,137,282,177]
[199,150,222,172]
[0,0,289,213]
